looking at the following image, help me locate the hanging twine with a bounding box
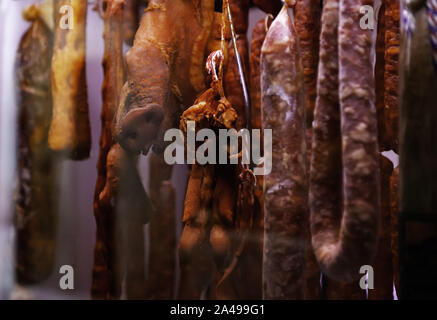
[427,0,437,67]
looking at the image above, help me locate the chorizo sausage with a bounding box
[294,0,322,126]
[261,4,307,299]
[310,0,380,283]
[384,0,400,152]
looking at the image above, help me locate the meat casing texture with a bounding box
[310,0,380,283]
[49,0,91,159]
[294,0,323,298]
[294,0,321,126]
[261,4,307,299]
[122,0,140,46]
[15,2,61,284]
[114,0,216,155]
[309,0,348,298]
[384,0,400,152]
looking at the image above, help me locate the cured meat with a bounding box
[375,3,388,150]
[228,0,249,34]
[253,0,283,15]
[224,37,249,129]
[310,0,342,287]
[15,1,61,284]
[261,4,307,299]
[92,0,150,299]
[178,164,216,299]
[326,161,393,301]
[310,0,380,283]
[92,0,125,299]
[209,166,238,300]
[178,48,235,299]
[122,0,140,46]
[49,0,91,159]
[294,0,322,126]
[250,16,272,130]
[384,0,400,152]
[304,129,322,299]
[368,156,394,300]
[147,153,176,299]
[94,143,152,298]
[115,0,216,155]
[224,0,249,129]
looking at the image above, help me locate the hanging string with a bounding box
[427,0,437,68]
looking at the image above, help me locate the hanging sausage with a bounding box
[147,153,176,299]
[310,0,380,283]
[384,0,400,152]
[15,0,61,284]
[92,0,151,299]
[261,3,307,299]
